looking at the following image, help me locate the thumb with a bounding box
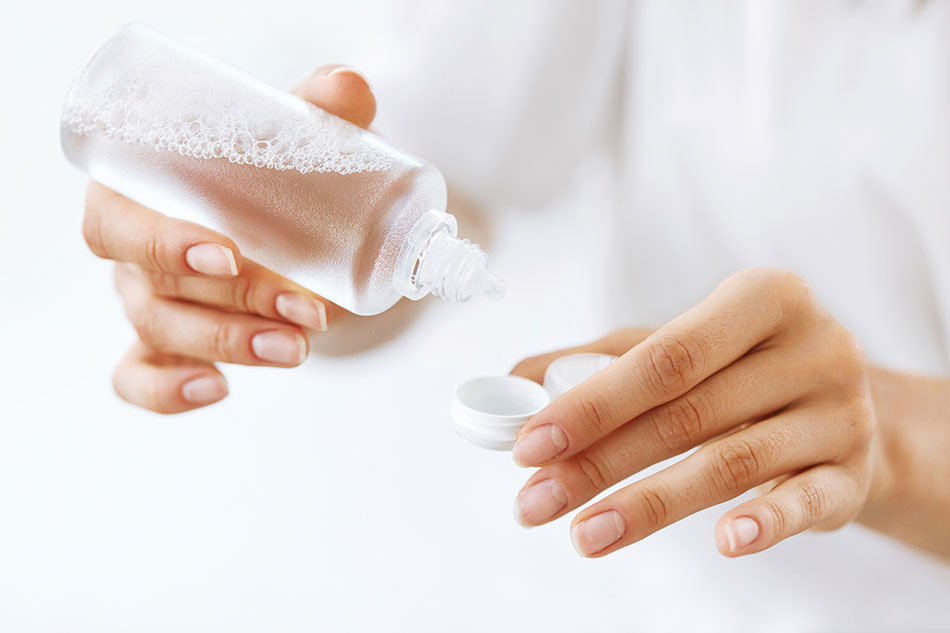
[293,64,377,129]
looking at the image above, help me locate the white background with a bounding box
[1,1,948,632]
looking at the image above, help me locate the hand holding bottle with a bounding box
[82,66,376,413]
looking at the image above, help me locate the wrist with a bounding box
[858,366,950,559]
[859,367,901,519]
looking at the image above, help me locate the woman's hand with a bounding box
[82,66,376,414]
[510,268,880,558]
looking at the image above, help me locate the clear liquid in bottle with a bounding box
[61,24,504,315]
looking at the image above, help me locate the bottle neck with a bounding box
[392,210,506,304]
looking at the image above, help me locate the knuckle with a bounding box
[797,482,828,522]
[750,267,806,293]
[818,326,871,400]
[725,267,774,287]
[143,234,169,273]
[723,267,790,293]
[841,397,876,440]
[573,387,615,435]
[842,335,867,374]
[209,321,241,362]
[775,271,816,315]
[761,497,788,535]
[229,274,255,313]
[732,268,815,317]
[709,438,765,496]
[830,328,868,383]
[829,323,864,359]
[573,452,611,492]
[651,392,709,453]
[636,485,671,528]
[644,335,704,396]
[780,270,810,295]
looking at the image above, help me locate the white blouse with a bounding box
[357,0,950,629]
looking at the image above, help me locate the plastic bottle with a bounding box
[60,24,505,316]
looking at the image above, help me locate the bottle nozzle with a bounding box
[392,210,506,305]
[480,272,507,301]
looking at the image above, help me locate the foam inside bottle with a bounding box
[60,24,503,315]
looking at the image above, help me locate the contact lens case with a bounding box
[451,353,617,450]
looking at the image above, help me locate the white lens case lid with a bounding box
[451,353,618,451]
[452,376,550,431]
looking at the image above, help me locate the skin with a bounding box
[82,65,377,414]
[84,67,950,561]
[510,269,950,560]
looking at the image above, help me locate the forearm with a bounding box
[858,366,950,559]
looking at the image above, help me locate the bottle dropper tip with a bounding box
[482,273,507,300]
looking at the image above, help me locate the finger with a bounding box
[510,328,654,384]
[568,408,853,557]
[515,349,807,526]
[140,258,329,331]
[112,342,228,414]
[293,64,376,129]
[84,182,242,277]
[752,472,795,497]
[116,266,308,367]
[714,465,863,556]
[513,268,812,467]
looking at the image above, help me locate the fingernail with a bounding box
[512,425,568,467]
[275,292,328,332]
[185,243,238,276]
[181,375,228,405]
[325,65,370,87]
[251,330,307,365]
[515,480,568,527]
[571,510,626,557]
[723,517,759,552]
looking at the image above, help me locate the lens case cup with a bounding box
[451,354,618,451]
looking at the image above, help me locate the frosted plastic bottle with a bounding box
[60,24,505,316]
